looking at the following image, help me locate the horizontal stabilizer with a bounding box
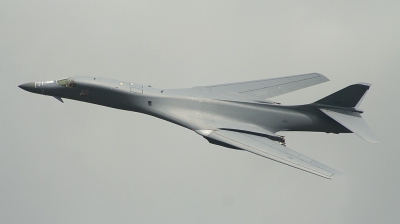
[320,108,378,143]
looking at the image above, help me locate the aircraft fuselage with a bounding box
[19,76,349,137]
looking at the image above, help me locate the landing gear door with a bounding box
[130,83,143,94]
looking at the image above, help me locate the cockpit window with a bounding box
[57,78,76,88]
[57,79,69,86]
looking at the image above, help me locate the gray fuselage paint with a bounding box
[26,76,350,135]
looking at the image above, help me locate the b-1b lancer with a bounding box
[19,73,378,179]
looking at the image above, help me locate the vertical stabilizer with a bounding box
[315,83,371,109]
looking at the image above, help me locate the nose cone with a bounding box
[18,82,35,92]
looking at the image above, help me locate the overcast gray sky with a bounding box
[1,1,400,223]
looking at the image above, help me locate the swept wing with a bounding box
[205,73,329,101]
[206,130,341,179]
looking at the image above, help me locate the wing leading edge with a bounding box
[204,130,341,179]
[205,73,329,101]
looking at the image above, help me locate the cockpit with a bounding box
[57,78,76,88]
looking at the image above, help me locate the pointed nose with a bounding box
[18,82,35,92]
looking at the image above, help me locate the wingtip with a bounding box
[315,73,330,82]
[309,169,342,180]
[325,168,343,179]
[323,171,343,180]
[366,139,379,144]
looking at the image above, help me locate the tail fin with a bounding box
[315,83,370,109]
[315,83,378,143]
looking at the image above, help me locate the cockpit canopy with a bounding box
[57,78,76,88]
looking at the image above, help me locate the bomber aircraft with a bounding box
[19,73,378,179]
